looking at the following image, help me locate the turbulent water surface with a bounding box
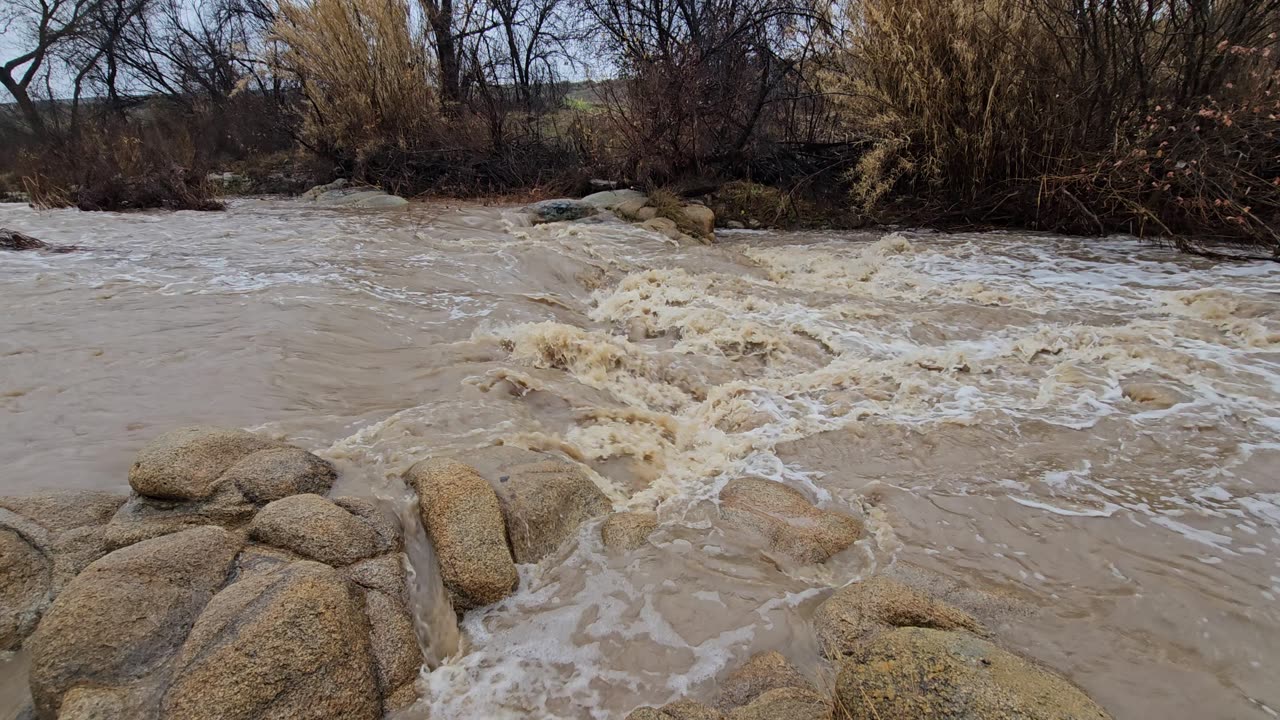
[1,199,1278,719]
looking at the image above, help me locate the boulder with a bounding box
[628,700,725,720]
[834,627,1112,720]
[464,446,611,564]
[103,484,255,550]
[615,197,650,220]
[27,526,243,719]
[0,491,126,533]
[642,217,686,242]
[405,458,518,610]
[582,189,647,210]
[678,204,716,238]
[717,651,813,711]
[159,561,381,720]
[0,526,49,651]
[334,496,401,553]
[1,228,51,251]
[527,198,598,224]
[248,494,382,566]
[219,447,336,504]
[128,426,279,501]
[601,511,658,552]
[353,194,409,209]
[813,575,981,658]
[726,688,829,720]
[345,553,408,598]
[301,178,348,200]
[361,586,422,706]
[718,478,861,565]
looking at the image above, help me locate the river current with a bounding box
[1,199,1278,719]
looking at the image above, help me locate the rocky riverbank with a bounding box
[0,424,1114,719]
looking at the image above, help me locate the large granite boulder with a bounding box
[716,651,813,711]
[27,526,243,718]
[627,700,724,720]
[465,446,611,564]
[813,575,981,658]
[128,426,279,501]
[527,198,598,224]
[248,493,383,566]
[344,553,421,710]
[104,484,255,549]
[406,458,518,610]
[834,627,1112,720]
[601,511,658,552]
[219,447,336,504]
[159,561,382,720]
[581,189,647,210]
[0,491,127,651]
[718,477,861,564]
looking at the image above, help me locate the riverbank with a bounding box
[1,199,1278,718]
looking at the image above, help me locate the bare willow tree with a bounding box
[0,0,104,138]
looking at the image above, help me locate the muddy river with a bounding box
[1,199,1277,719]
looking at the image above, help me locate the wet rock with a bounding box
[1,229,50,251]
[726,220,746,230]
[726,687,829,720]
[361,586,422,705]
[628,700,725,720]
[0,491,128,650]
[814,575,981,658]
[352,193,409,209]
[582,189,647,210]
[0,526,49,651]
[334,496,401,552]
[679,204,716,238]
[104,484,255,549]
[834,627,1112,720]
[302,179,408,208]
[129,426,279,501]
[601,511,658,552]
[406,458,518,610]
[717,651,813,710]
[27,526,242,719]
[465,446,611,564]
[642,217,686,242]
[248,493,382,566]
[527,198,598,224]
[1121,382,1188,409]
[345,553,408,598]
[718,477,861,564]
[219,447,336,504]
[301,178,348,199]
[159,561,381,720]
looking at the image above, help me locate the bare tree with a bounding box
[0,0,104,138]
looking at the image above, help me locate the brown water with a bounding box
[2,199,1278,719]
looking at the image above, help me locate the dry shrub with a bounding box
[826,0,1280,252]
[23,120,222,211]
[709,180,794,227]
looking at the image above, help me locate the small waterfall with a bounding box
[390,489,461,668]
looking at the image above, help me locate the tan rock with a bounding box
[643,217,685,242]
[718,478,861,564]
[159,561,380,720]
[362,587,422,698]
[27,526,243,718]
[601,511,658,552]
[345,553,408,599]
[834,627,1112,720]
[0,491,126,532]
[103,484,255,550]
[628,700,725,720]
[726,687,829,720]
[248,494,381,566]
[679,204,716,238]
[220,447,336,504]
[813,575,981,658]
[0,526,50,651]
[334,496,401,553]
[129,426,279,501]
[717,651,813,710]
[465,446,611,564]
[406,458,517,610]
[636,206,660,221]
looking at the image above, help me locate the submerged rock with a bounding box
[302,179,409,208]
[128,425,279,501]
[465,446,611,564]
[160,561,381,720]
[813,575,981,658]
[406,457,518,610]
[219,446,336,504]
[1,228,78,253]
[248,493,383,566]
[601,511,658,552]
[527,198,599,224]
[27,526,242,718]
[718,477,861,564]
[725,687,829,720]
[834,627,1112,720]
[581,189,647,210]
[717,651,813,711]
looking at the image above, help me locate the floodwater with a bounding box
[1,199,1278,719]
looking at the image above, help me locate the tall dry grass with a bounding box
[826,0,1280,252]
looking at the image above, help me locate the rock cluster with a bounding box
[629,566,1112,720]
[525,190,718,244]
[2,426,421,719]
[406,445,613,611]
[302,178,409,208]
